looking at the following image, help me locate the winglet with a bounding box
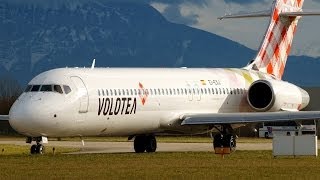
[91,59,96,69]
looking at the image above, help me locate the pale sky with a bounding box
[151,0,320,58]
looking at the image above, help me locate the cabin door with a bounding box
[71,76,89,113]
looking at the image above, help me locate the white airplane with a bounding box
[5,0,320,154]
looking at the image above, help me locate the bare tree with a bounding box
[0,75,22,114]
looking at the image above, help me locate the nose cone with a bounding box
[9,95,54,137]
[9,98,36,136]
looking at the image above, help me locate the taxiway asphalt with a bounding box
[0,140,272,154]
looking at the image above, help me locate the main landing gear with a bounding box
[27,137,47,154]
[212,124,237,152]
[132,135,157,153]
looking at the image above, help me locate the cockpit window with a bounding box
[63,85,72,94]
[24,85,32,92]
[40,85,53,92]
[54,85,63,94]
[31,85,40,92]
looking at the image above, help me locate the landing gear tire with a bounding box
[213,134,236,153]
[36,144,45,154]
[145,136,157,153]
[134,135,157,153]
[30,144,37,154]
[134,136,146,153]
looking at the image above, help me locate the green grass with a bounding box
[0,150,320,179]
[0,144,79,155]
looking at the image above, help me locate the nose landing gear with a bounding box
[27,136,47,154]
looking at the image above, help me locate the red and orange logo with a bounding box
[139,82,148,105]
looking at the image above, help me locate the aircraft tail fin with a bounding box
[220,0,320,79]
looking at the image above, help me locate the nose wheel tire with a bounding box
[36,144,45,154]
[30,144,45,154]
[30,144,37,154]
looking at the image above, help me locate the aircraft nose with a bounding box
[9,99,37,136]
[8,96,53,136]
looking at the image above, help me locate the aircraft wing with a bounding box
[0,115,9,121]
[181,111,320,125]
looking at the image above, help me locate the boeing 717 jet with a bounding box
[6,0,320,154]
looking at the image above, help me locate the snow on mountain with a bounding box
[0,1,319,86]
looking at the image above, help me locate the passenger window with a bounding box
[165,89,168,95]
[54,85,63,94]
[110,89,113,96]
[24,85,33,92]
[212,88,215,94]
[98,89,101,96]
[122,89,125,96]
[119,89,121,96]
[106,89,109,96]
[63,85,72,94]
[145,89,149,95]
[126,89,129,96]
[102,89,105,96]
[130,89,133,96]
[169,89,172,95]
[177,89,180,95]
[31,85,40,92]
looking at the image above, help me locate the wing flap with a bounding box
[181,111,320,125]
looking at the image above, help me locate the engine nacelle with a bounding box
[247,79,309,112]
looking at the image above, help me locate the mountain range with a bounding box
[0,1,319,86]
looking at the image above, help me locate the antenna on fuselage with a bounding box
[91,59,96,69]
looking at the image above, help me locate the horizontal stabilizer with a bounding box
[280,11,320,17]
[218,11,271,20]
[181,111,320,125]
[218,10,320,20]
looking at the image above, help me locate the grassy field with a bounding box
[0,147,319,179]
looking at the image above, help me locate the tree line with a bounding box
[0,75,22,115]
